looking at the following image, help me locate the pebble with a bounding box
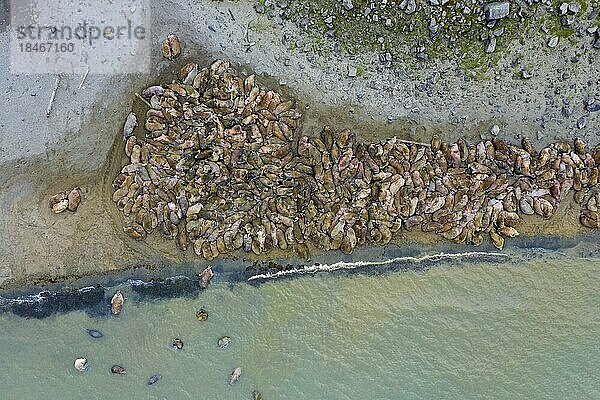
[347,65,357,77]
[586,102,600,112]
[568,2,580,13]
[559,2,569,15]
[547,36,559,48]
[485,37,497,53]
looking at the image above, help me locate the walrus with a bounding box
[198,266,214,289]
[147,374,161,385]
[74,358,88,372]
[217,336,231,349]
[111,290,124,315]
[196,308,208,321]
[111,365,126,374]
[122,112,137,141]
[229,367,241,385]
[85,329,103,339]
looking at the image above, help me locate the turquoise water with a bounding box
[0,252,599,399]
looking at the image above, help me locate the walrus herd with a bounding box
[112,58,600,261]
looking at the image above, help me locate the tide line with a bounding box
[248,251,510,281]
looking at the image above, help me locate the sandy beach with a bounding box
[1,0,599,290]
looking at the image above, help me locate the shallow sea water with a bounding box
[0,250,598,400]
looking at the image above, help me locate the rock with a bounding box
[147,374,161,385]
[490,125,500,136]
[483,2,510,21]
[568,2,580,13]
[347,65,357,77]
[561,15,575,26]
[254,3,265,13]
[405,0,416,15]
[577,116,587,129]
[559,2,568,15]
[521,70,532,79]
[485,37,496,53]
[547,36,559,48]
[342,0,353,10]
[587,102,600,112]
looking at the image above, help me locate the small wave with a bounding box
[247,251,510,281]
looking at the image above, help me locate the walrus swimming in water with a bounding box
[172,338,184,349]
[217,336,231,349]
[111,365,126,374]
[147,374,161,385]
[229,367,241,385]
[85,329,103,339]
[74,358,88,372]
[196,308,208,321]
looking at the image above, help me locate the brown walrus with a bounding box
[111,290,124,315]
[198,266,214,289]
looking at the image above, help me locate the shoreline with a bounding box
[1,233,598,319]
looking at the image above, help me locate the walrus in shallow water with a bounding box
[198,266,214,289]
[74,358,88,372]
[111,290,124,315]
[217,336,231,349]
[147,374,161,385]
[229,367,241,385]
[196,308,208,321]
[85,329,103,338]
[111,365,126,374]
